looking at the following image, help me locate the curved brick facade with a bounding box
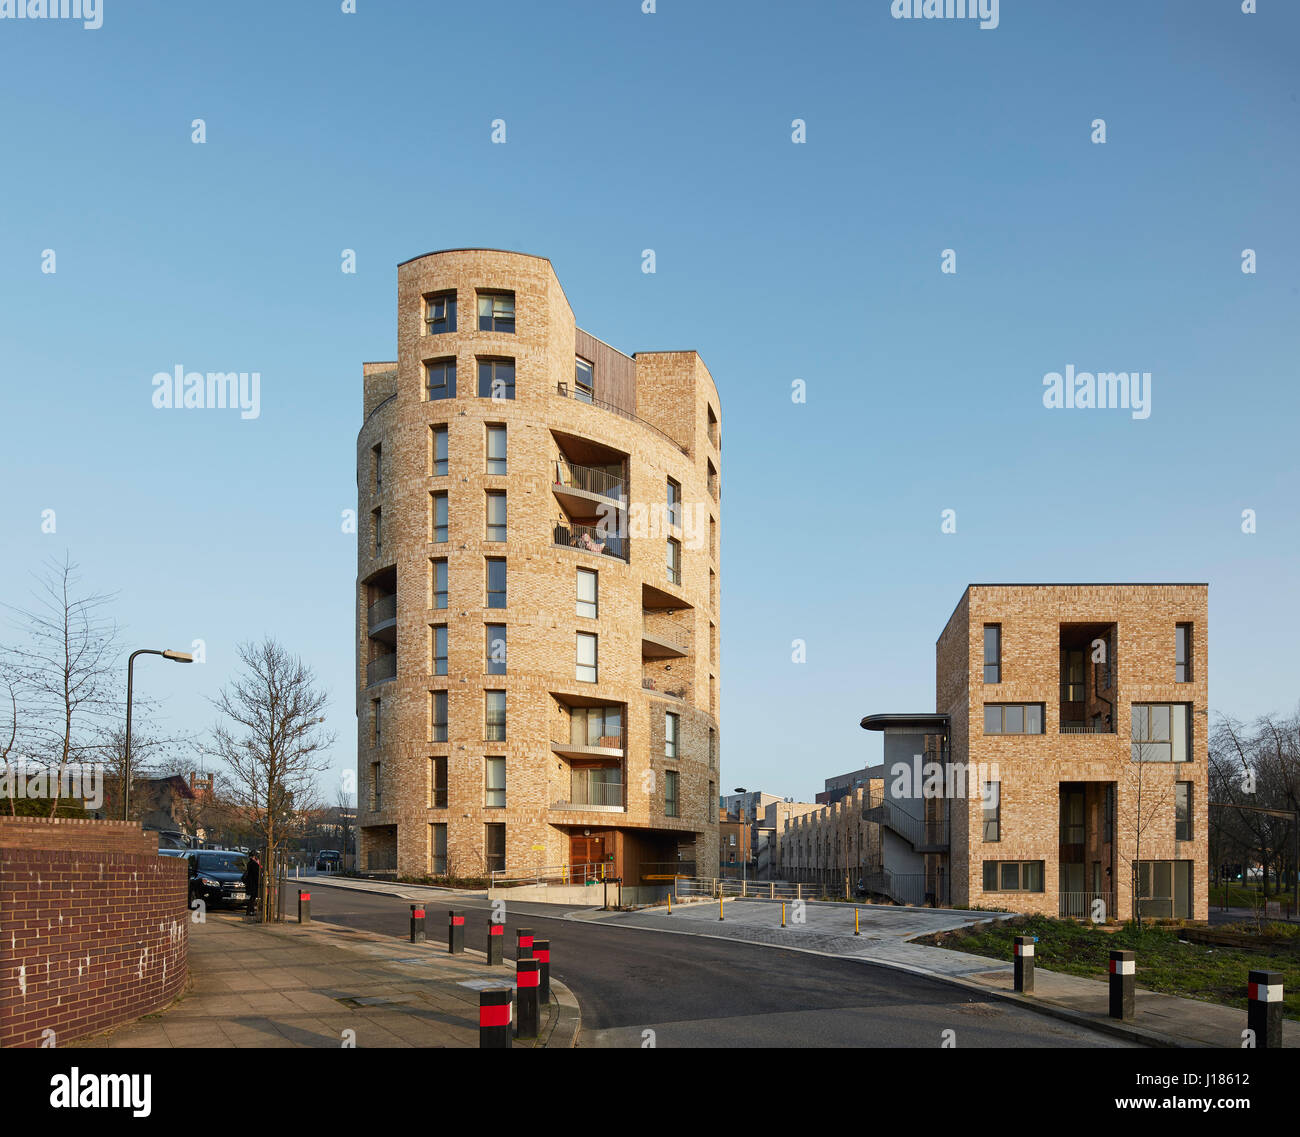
[357,249,721,883]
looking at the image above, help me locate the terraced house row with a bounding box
[356,249,722,886]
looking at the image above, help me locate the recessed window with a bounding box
[431,757,448,809]
[983,625,1001,684]
[667,537,681,586]
[576,568,597,619]
[486,624,506,675]
[431,558,448,610]
[486,424,507,475]
[576,632,598,683]
[431,425,448,476]
[575,357,594,403]
[371,698,382,747]
[570,704,621,747]
[486,491,507,542]
[983,704,1044,735]
[431,492,448,543]
[486,557,507,609]
[431,690,448,743]
[431,821,447,872]
[1131,704,1190,762]
[485,822,506,873]
[982,860,1043,892]
[665,770,679,818]
[666,478,681,530]
[665,712,679,759]
[478,358,515,401]
[371,762,381,810]
[1175,623,1192,683]
[372,508,382,555]
[982,782,1000,842]
[426,358,456,401]
[424,291,456,335]
[372,443,382,493]
[1175,781,1192,841]
[485,756,506,808]
[485,690,506,742]
[477,291,515,333]
[432,624,448,676]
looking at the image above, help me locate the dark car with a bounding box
[186,850,251,908]
[316,849,342,872]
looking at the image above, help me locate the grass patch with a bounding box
[918,914,1300,1020]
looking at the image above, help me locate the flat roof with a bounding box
[860,713,950,732]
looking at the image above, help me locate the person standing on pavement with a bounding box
[242,851,262,919]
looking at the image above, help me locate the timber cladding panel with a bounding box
[0,818,189,1048]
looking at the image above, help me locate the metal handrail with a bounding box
[361,391,396,430]
[367,595,396,627]
[1060,721,1116,734]
[1059,891,1115,919]
[562,774,624,808]
[366,654,396,685]
[554,458,626,502]
[555,382,690,455]
[553,520,627,560]
[641,677,688,698]
[490,862,610,887]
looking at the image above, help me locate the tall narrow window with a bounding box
[372,443,382,493]
[983,625,1001,683]
[667,537,681,585]
[486,424,507,474]
[477,292,515,333]
[665,712,679,759]
[575,357,594,402]
[576,632,598,683]
[431,690,448,743]
[982,782,1000,842]
[426,358,456,401]
[486,557,507,609]
[486,624,506,674]
[371,698,382,747]
[431,822,447,874]
[431,757,448,809]
[431,425,448,476]
[485,756,506,808]
[1175,624,1192,683]
[1175,781,1192,840]
[478,358,515,400]
[372,508,382,555]
[431,558,448,609]
[431,492,448,542]
[431,625,448,676]
[665,770,679,818]
[666,478,681,529]
[576,568,597,618]
[485,690,506,741]
[485,823,506,873]
[370,762,381,810]
[486,491,507,542]
[424,291,456,335]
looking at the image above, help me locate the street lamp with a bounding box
[123,648,194,822]
[732,787,748,883]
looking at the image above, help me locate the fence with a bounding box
[1058,891,1116,919]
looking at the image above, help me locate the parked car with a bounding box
[316,849,342,872]
[158,848,188,858]
[186,849,251,907]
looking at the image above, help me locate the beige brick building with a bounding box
[356,249,721,883]
[863,584,1209,921]
[774,787,883,893]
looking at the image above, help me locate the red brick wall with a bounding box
[0,818,189,1048]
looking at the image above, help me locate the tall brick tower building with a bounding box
[356,249,721,885]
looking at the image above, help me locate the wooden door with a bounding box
[569,834,605,881]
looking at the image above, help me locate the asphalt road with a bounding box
[282,879,1133,1048]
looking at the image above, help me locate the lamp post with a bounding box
[122,649,194,822]
[733,787,748,884]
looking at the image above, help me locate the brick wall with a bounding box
[0,818,189,1048]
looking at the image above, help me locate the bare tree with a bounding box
[0,662,19,816]
[1117,725,1174,930]
[207,639,334,920]
[335,782,355,870]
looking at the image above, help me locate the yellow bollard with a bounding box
[667,892,672,915]
[719,895,724,921]
[855,907,860,936]
[781,901,786,928]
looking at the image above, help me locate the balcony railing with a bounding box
[367,595,396,628]
[1060,721,1116,734]
[366,654,396,685]
[554,458,625,502]
[553,520,627,560]
[564,774,624,808]
[555,382,690,455]
[642,678,688,698]
[1059,891,1115,920]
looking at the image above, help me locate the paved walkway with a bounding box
[581,898,1298,1048]
[71,911,578,1049]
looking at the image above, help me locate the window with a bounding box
[575,357,594,403]
[709,781,716,821]
[1063,649,1085,702]
[486,557,506,608]
[370,762,381,810]
[431,492,448,542]
[431,425,448,476]
[576,632,597,683]
[1104,783,1116,843]
[710,567,717,609]
[665,770,679,818]
[431,690,448,743]
[426,358,456,401]
[425,291,456,335]
[371,698,382,747]
[486,491,507,541]
[485,756,506,808]
[709,728,716,770]
[983,625,1001,683]
[432,625,448,676]
[983,704,1044,734]
[431,757,447,809]
[1136,860,1194,918]
[478,291,515,333]
[1175,781,1192,841]
[431,822,447,874]
[1131,704,1190,762]
[576,568,598,619]
[707,404,719,447]
[707,459,718,500]
[372,443,382,493]
[665,712,679,759]
[486,424,507,475]
[485,823,506,873]
[982,782,1000,842]
[1176,624,1192,683]
[570,704,622,747]
[372,508,382,555]
[478,358,515,400]
[667,538,681,585]
[485,690,506,741]
[431,558,448,609]
[982,861,1043,892]
[710,515,717,560]
[486,624,506,674]
[666,478,681,529]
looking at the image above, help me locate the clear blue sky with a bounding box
[1,1,1296,803]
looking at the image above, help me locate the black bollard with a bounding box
[1013,935,1034,994]
[515,959,540,1039]
[534,938,551,1004]
[479,988,512,1048]
[487,922,504,965]
[409,904,426,943]
[1109,949,1135,1021]
[448,909,465,954]
[516,927,533,961]
[1247,970,1283,1048]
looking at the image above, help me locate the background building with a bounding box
[356,249,722,884]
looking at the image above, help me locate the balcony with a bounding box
[1060,720,1116,735]
[553,771,625,811]
[553,520,627,561]
[555,381,689,456]
[642,677,688,699]
[552,457,626,515]
[366,654,396,686]
[642,617,689,660]
[550,736,624,761]
[367,594,397,642]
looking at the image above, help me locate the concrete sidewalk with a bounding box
[71,912,579,1049]
[582,898,1297,1049]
